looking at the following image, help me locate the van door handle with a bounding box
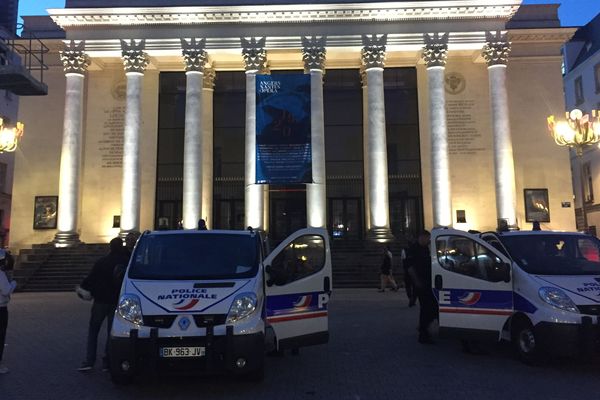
[434,275,443,290]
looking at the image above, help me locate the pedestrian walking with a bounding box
[401,248,417,307]
[77,237,129,372]
[405,230,438,344]
[378,245,399,292]
[0,250,17,374]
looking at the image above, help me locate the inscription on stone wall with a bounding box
[446,99,485,156]
[99,106,124,168]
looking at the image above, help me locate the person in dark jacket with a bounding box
[378,245,398,292]
[78,237,129,372]
[405,230,437,344]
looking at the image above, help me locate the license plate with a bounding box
[159,346,205,358]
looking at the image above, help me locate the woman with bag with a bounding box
[0,249,17,374]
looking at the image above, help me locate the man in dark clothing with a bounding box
[78,237,129,372]
[405,230,437,344]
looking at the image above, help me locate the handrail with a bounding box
[0,23,49,85]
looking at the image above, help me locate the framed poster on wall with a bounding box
[524,189,550,223]
[33,196,58,229]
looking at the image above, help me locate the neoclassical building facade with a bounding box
[11,0,577,250]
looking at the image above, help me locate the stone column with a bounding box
[201,68,216,228]
[423,33,453,228]
[242,38,267,230]
[181,38,207,229]
[360,67,371,231]
[362,35,392,240]
[54,41,90,246]
[120,40,149,236]
[302,36,327,229]
[483,32,517,229]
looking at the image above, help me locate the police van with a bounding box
[109,228,332,383]
[432,228,600,362]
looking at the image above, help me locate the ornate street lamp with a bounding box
[548,109,600,232]
[0,117,24,153]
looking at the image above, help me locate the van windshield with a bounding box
[128,233,259,280]
[500,234,600,276]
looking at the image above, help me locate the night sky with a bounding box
[16,0,600,27]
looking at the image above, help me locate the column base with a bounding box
[119,230,141,240]
[497,219,519,232]
[367,227,394,242]
[52,231,81,248]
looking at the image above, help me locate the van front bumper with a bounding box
[109,326,264,378]
[534,316,600,357]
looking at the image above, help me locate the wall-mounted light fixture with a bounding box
[0,117,24,153]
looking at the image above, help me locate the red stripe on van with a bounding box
[267,311,328,323]
[439,307,512,316]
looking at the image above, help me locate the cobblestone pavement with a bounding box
[0,289,598,400]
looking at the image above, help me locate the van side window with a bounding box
[271,235,325,284]
[436,235,506,282]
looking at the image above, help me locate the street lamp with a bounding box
[548,109,600,232]
[0,117,24,153]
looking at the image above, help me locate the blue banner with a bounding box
[256,74,312,184]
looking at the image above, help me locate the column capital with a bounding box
[181,38,208,73]
[241,37,267,72]
[301,36,326,72]
[482,31,511,67]
[422,33,449,68]
[359,65,367,87]
[120,39,149,74]
[203,68,216,89]
[60,40,90,75]
[361,34,387,70]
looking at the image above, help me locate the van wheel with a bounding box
[513,320,539,365]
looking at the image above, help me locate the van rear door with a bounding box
[432,229,513,341]
[264,228,332,350]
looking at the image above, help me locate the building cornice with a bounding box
[49,1,521,28]
[507,28,577,44]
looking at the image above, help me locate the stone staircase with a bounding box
[13,238,410,292]
[330,239,408,288]
[14,244,110,292]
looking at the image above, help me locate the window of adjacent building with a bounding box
[0,162,7,193]
[575,76,584,105]
[584,162,594,203]
[595,63,600,94]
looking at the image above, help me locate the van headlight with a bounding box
[538,287,579,313]
[118,294,144,325]
[226,293,258,324]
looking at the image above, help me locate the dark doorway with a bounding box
[215,199,244,230]
[156,200,182,230]
[390,195,423,241]
[270,189,307,242]
[329,198,362,239]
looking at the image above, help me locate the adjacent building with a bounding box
[563,13,600,234]
[11,0,577,252]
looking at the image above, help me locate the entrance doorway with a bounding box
[270,189,307,242]
[390,196,423,240]
[329,198,362,239]
[215,199,244,230]
[156,200,182,230]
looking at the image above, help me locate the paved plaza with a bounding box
[0,289,598,400]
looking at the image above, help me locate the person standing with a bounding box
[405,230,437,344]
[378,245,399,292]
[401,247,417,307]
[197,219,208,230]
[0,250,17,374]
[78,237,129,372]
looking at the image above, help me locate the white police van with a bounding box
[109,228,332,383]
[432,228,600,362]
